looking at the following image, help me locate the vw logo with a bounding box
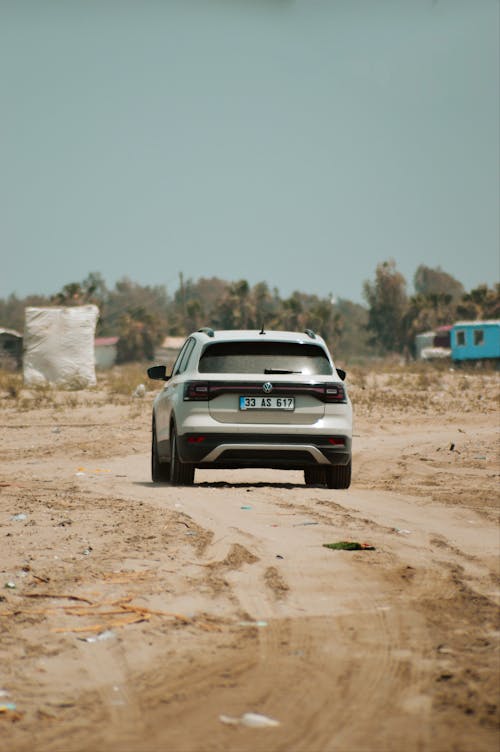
[262,382,273,393]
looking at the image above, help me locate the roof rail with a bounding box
[198,327,215,337]
[304,329,316,339]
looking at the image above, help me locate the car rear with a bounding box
[176,331,352,473]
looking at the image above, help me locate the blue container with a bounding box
[451,321,500,362]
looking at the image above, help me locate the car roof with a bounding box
[193,329,328,346]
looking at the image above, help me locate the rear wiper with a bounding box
[264,368,302,374]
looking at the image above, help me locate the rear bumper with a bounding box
[176,432,352,469]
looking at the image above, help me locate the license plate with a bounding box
[239,396,295,411]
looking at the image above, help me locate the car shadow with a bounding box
[133,481,304,489]
[197,481,302,489]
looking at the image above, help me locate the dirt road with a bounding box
[1,367,499,751]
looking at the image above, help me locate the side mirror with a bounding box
[336,368,346,381]
[147,365,169,381]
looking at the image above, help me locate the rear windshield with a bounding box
[198,341,332,375]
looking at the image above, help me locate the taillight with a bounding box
[184,381,210,401]
[323,384,346,403]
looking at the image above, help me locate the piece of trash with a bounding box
[293,521,319,527]
[474,455,487,460]
[10,514,27,522]
[82,547,92,556]
[238,620,268,628]
[4,582,16,589]
[395,529,412,535]
[185,531,197,536]
[75,472,86,477]
[323,541,375,551]
[133,384,146,398]
[52,427,61,434]
[0,703,17,712]
[0,690,10,698]
[276,554,284,559]
[240,505,253,510]
[0,705,23,721]
[80,629,115,644]
[449,443,455,451]
[437,644,455,655]
[111,685,126,706]
[219,712,280,728]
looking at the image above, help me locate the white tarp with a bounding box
[23,305,99,387]
[421,347,451,360]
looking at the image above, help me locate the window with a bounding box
[456,330,466,347]
[473,329,484,346]
[172,338,195,376]
[198,341,332,375]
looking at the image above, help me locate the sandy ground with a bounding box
[0,367,499,752]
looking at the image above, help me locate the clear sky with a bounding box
[1,0,499,304]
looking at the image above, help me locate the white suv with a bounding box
[147,328,352,488]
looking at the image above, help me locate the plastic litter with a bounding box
[323,541,375,551]
[219,712,280,728]
[293,521,319,527]
[133,384,146,398]
[240,505,252,510]
[81,629,115,643]
[10,514,27,521]
[0,703,23,722]
[395,529,412,535]
[111,685,126,706]
[238,620,268,628]
[82,547,92,556]
[276,554,284,559]
[4,582,16,589]
[0,690,10,698]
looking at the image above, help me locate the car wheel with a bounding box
[304,467,326,486]
[151,418,170,482]
[170,424,195,486]
[325,460,351,490]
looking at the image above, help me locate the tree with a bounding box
[363,260,408,353]
[414,265,464,301]
[335,298,373,360]
[456,284,500,321]
[116,307,164,363]
[50,272,108,307]
[103,278,169,337]
[401,292,456,357]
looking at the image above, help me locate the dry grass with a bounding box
[348,361,499,415]
[1,360,498,416]
[99,363,156,398]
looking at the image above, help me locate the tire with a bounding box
[169,424,195,486]
[325,460,352,490]
[304,467,326,486]
[151,419,170,482]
